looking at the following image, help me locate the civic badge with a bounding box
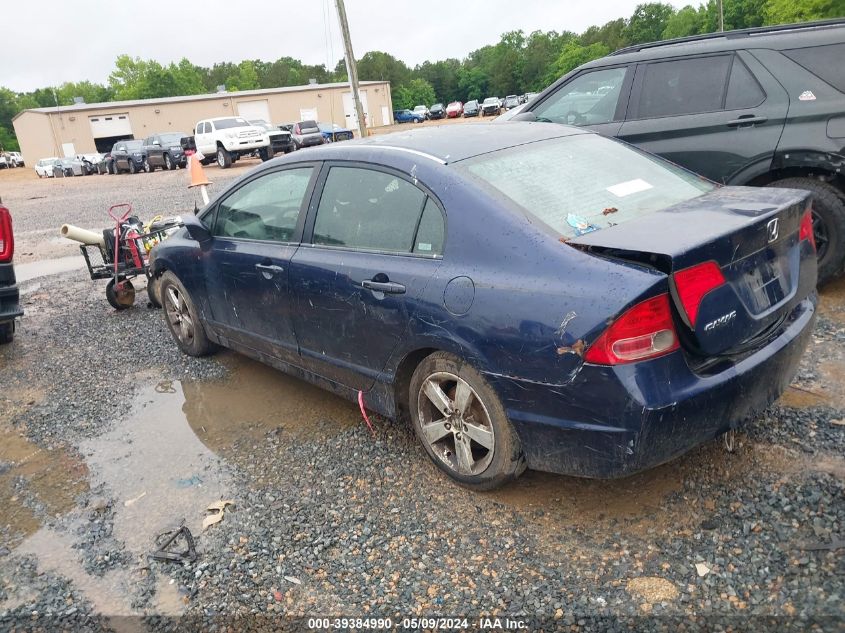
[767,218,779,243]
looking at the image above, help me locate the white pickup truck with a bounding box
[193,116,271,168]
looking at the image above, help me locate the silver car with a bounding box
[289,120,326,149]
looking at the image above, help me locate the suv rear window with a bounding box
[457,134,714,239]
[783,43,845,93]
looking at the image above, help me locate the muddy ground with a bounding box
[0,149,843,631]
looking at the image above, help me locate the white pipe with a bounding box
[61,224,105,246]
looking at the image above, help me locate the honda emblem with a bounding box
[767,218,779,243]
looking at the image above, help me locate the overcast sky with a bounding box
[1,0,684,93]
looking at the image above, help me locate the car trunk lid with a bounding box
[569,187,815,356]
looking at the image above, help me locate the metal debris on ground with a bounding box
[151,525,197,563]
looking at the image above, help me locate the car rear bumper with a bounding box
[298,136,324,147]
[487,295,816,478]
[0,263,23,323]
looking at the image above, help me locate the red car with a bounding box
[0,200,21,343]
[446,101,463,118]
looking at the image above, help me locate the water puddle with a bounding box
[0,421,89,545]
[180,354,360,453]
[9,355,361,616]
[15,256,85,283]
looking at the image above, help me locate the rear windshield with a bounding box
[299,120,319,131]
[456,134,714,238]
[214,117,250,129]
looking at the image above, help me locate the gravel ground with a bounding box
[0,171,843,632]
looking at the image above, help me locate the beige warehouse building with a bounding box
[13,81,393,162]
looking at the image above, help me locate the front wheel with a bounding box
[409,352,525,490]
[217,147,232,168]
[144,158,153,173]
[128,160,136,175]
[259,146,273,162]
[159,271,217,356]
[768,178,845,285]
[164,154,174,170]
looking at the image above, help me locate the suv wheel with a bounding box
[769,178,845,285]
[216,147,232,169]
[409,352,526,490]
[128,160,136,175]
[164,154,174,170]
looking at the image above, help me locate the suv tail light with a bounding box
[672,261,725,327]
[799,209,816,251]
[0,204,14,262]
[584,294,679,365]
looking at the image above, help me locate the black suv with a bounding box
[0,199,21,344]
[515,19,845,284]
[144,132,188,171]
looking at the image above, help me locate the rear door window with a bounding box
[533,66,629,125]
[313,166,442,255]
[783,43,845,93]
[724,57,765,109]
[636,55,731,118]
[213,167,313,242]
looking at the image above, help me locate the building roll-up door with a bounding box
[88,114,133,152]
[237,100,271,123]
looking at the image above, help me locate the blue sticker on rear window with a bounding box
[567,213,599,236]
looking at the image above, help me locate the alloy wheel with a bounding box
[417,372,495,476]
[165,286,195,345]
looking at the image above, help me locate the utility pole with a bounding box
[718,0,724,32]
[335,0,367,138]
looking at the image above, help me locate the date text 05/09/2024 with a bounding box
[306,617,529,630]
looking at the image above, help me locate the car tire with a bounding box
[164,154,174,170]
[129,160,136,175]
[0,321,14,345]
[144,158,153,173]
[768,178,845,285]
[105,278,135,310]
[259,146,273,162]
[159,271,217,357]
[409,351,526,490]
[216,147,232,169]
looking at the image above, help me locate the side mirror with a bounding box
[182,213,211,243]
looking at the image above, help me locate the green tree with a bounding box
[581,18,630,52]
[457,66,489,102]
[546,42,610,84]
[522,30,576,92]
[108,55,150,100]
[763,0,843,23]
[357,51,412,87]
[625,3,677,44]
[394,78,436,110]
[662,5,704,38]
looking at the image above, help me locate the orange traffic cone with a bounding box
[187,154,212,205]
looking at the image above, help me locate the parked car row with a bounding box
[395,93,540,124]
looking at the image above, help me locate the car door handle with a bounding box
[727,115,768,127]
[362,279,406,294]
[255,263,284,274]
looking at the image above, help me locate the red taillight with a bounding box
[0,205,13,262]
[799,209,816,251]
[584,294,679,365]
[673,261,725,327]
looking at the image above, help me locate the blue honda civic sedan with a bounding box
[150,123,818,490]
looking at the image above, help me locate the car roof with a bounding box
[588,18,845,67]
[310,122,587,164]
